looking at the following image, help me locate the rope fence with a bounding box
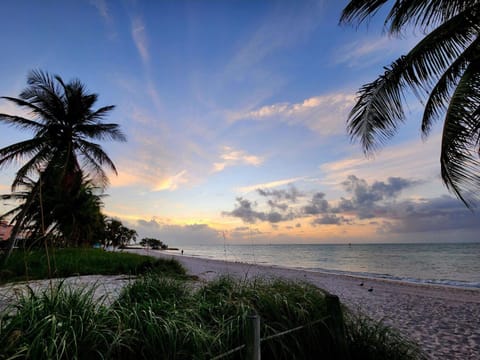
[211,294,349,360]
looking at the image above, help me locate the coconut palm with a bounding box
[340,1,480,207]
[0,70,125,246]
[0,69,126,191]
[1,174,105,247]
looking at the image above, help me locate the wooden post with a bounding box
[246,313,261,360]
[325,294,350,360]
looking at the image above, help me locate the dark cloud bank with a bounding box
[128,219,222,246]
[223,176,480,241]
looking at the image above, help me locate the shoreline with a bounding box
[160,248,480,293]
[128,249,480,359]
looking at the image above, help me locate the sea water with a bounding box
[173,243,480,289]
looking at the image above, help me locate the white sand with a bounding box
[132,249,480,360]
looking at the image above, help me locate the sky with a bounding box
[0,0,479,245]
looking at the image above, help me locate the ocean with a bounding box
[173,243,480,289]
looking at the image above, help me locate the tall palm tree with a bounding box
[0,70,126,190]
[340,1,480,207]
[0,70,125,245]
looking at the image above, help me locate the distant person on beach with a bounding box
[181,249,184,255]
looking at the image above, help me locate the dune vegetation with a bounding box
[0,264,425,360]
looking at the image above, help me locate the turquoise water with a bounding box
[173,243,480,288]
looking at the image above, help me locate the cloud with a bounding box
[334,175,420,219]
[225,1,323,78]
[230,92,356,136]
[223,174,435,232]
[311,214,349,226]
[341,175,418,206]
[222,198,263,224]
[131,219,221,245]
[236,177,305,193]
[152,170,188,191]
[332,35,416,68]
[213,146,263,172]
[131,16,149,64]
[222,197,295,224]
[257,185,304,203]
[110,168,188,192]
[90,0,112,24]
[380,196,480,233]
[320,134,441,188]
[303,192,330,215]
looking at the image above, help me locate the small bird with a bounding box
[359,282,364,286]
[368,287,373,292]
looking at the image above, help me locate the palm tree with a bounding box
[1,174,105,247]
[0,70,126,190]
[340,1,480,207]
[0,70,125,245]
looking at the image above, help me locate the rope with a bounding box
[210,344,245,360]
[210,316,329,360]
[261,316,328,342]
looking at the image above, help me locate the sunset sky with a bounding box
[1,0,479,245]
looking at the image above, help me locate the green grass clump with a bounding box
[346,312,427,360]
[0,248,186,284]
[0,274,426,360]
[0,282,128,359]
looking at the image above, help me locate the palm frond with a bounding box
[386,0,479,34]
[422,38,480,137]
[20,70,66,122]
[347,7,479,153]
[0,138,45,169]
[79,151,110,189]
[85,105,116,123]
[340,0,388,27]
[341,0,480,34]
[12,148,52,190]
[348,59,407,153]
[440,60,480,208]
[1,96,52,121]
[75,122,126,142]
[0,112,44,131]
[76,139,118,175]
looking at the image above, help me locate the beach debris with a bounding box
[368,287,373,292]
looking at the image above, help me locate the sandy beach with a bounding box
[128,249,480,360]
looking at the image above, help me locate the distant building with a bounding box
[0,221,13,241]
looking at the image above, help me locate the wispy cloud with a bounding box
[131,16,149,64]
[90,0,112,24]
[333,35,417,68]
[230,92,356,136]
[213,146,264,172]
[236,177,305,193]
[153,170,188,191]
[110,168,188,192]
[225,1,323,76]
[320,134,441,187]
[90,0,116,38]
